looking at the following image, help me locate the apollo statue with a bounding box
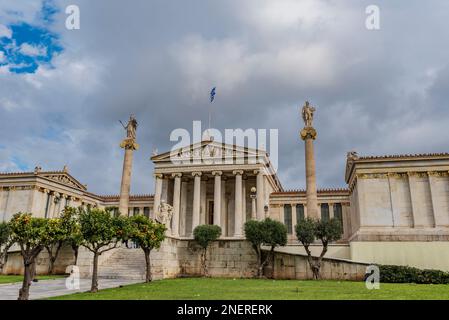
[301,101,316,127]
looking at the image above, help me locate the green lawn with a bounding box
[0,275,65,284]
[49,278,449,300]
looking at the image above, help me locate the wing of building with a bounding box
[2,142,449,272]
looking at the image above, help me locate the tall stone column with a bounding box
[119,115,139,216]
[255,170,265,220]
[192,172,202,232]
[300,101,319,219]
[212,171,222,228]
[153,173,163,218]
[171,173,182,236]
[233,170,244,237]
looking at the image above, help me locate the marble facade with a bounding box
[2,143,449,271]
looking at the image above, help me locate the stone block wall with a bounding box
[268,251,369,281]
[2,246,75,275]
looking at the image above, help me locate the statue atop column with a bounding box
[118,115,138,216]
[120,115,139,150]
[300,101,317,140]
[299,101,319,219]
[301,101,316,128]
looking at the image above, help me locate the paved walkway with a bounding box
[0,278,142,300]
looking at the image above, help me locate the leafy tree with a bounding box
[0,222,13,274]
[61,207,82,265]
[42,207,83,274]
[129,215,166,282]
[244,218,287,278]
[9,213,49,300]
[295,217,343,279]
[42,218,66,275]
[193,224,221,276]
[79,208,125,293]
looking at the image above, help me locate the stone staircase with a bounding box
[97,248,147,280]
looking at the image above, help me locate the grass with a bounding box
[49,278,449,300]
[0,275,65,285]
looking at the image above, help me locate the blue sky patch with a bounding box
[0,1,63,73]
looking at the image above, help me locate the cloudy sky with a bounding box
[1,0,449,195]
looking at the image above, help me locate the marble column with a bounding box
[212,171,222,228]
[153,173,163,218]
[251,193,257,220]
[221,177,227,236]
[192,172,202,232]
[300,126,319,219]
[255,170,265,220]
[329,203,334,219]
[180,179,188,236]
[233,170,244,237]
[291,203,297,232]
[172,173,182,236]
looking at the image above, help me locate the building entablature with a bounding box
[345,152,449,192]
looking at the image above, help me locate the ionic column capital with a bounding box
[154,173,164,179]
[192,171,202,177]
[171,173,182,178]
[233,170,244,176]
[211,171,222,176]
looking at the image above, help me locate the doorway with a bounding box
[207,200,214,225]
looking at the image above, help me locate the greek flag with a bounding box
[210,87,216,102]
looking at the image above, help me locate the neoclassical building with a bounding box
[1,108,449,274]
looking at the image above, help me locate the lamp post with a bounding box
[264,204,269,219]
[250,187,257,220]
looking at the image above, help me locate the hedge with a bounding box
[375,265,449,284]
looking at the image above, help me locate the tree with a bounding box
[129,215,166,282]
[42,218,66,275]
[78,208,125,293]
[295,217,343,279]
[193,224,221,276]
[244,218,287,278]
[9,213,49,300]
[61,207,82,265]
[42,207,83,274]
[0,222,13,274]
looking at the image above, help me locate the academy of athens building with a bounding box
[1,107,449,278]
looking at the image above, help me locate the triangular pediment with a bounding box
[39,172,87,191]
[151,140,267,162]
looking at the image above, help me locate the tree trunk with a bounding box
[257,248,263,278]
[90,251,99,293]
[72,245,79,265]
[47,242,63,275]
[201,247,208,277]
[18,259,34,300]
[143,248,152,282]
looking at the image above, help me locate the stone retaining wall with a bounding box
[267,250,369,280]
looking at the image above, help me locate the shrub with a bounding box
[244,218,287,278]
[377,265,449,284]
[193,224,221,276]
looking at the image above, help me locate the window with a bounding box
[144,207,150,218]
[321,203,329,221]
[133,207,140,216]
[296,204,304,224]
[333,203,343,227]
[284,205,292,234]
